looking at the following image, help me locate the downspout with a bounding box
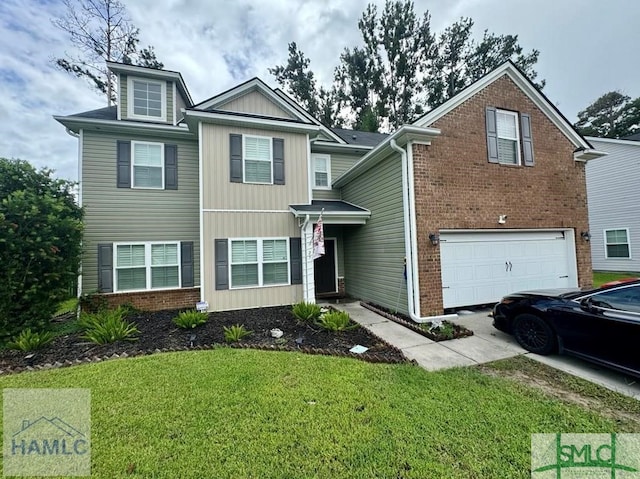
[65,127,83,301]
[300,214,313,303]
[390,139,458,323]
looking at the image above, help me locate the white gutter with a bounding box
[198,121,205,303]
[390,139,458,324]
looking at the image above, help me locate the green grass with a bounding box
[53,297,78,317]
[0,350,624,478]
[593,271,640,287]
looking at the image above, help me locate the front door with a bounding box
[315,239,336,295]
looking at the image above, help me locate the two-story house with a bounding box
[56,60,604,320]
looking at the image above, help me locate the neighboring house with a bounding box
[56,61,603,319]
[585,137,640,273]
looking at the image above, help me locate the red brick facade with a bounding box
[413,75,592,316]
[85,288,201,312]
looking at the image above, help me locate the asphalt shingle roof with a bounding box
[289,200,369,213]
[69,106,117,120]
[330,128,388,147]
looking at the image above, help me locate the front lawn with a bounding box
[0,349,626,478]
[593,271,640,287]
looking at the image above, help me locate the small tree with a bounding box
[0,159,83,340]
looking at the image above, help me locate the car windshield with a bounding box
[588,285,640,313]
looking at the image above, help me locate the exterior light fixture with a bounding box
[498,215,507,224]
[428,233,440,246]
[581,231,591,241]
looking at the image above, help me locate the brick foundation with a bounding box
[83,288,201,312]
[413,75,592,316]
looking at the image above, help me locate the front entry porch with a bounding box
[289,200,371,303]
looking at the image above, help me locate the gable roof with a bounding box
[331,128,389,147]
[106,61,193,106]
[414,61,592,151]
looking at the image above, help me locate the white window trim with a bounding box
[496,109,521,166]
[113,241,182,292]
[131,140,165,189]
[127,76,167,122]
[242,134,273,185]
[604,228,632,259]
[229,237,290,289]
[311,153,331,190]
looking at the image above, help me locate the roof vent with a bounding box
[352,135,357,140]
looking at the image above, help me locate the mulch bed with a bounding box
[361,302,474,341]
[0,306,409,375]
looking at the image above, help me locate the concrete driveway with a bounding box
[334,301,640,400]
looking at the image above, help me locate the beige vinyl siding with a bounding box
[218,90,295,119]
[120,74,128,118]
[203,211,302,310]
[201,123,309,209]
[165,81,173,123]
[175,88,187,122]
[81,130,200,292]
[312,151,362,200]
[341,153,408,313]
[324,225,344,276]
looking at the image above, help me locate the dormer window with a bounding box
[127,77,166,121]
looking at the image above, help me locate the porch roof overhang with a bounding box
[289,200,371,225]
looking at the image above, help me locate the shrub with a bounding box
[292,302,322,323]
[223,324,252,343]
[7,329,55,351]
[431,321,455,340]
[80,307,138,344]
[315,311,358,332]
[173,310,208,329]
[0,158,83,341]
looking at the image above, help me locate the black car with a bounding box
[493,280,640,379]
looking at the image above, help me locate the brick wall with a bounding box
[413,75,592,316]
[84,288,201,312]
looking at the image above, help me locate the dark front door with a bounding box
[314,239,336,295]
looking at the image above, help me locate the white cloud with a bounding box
[0,0,639,181]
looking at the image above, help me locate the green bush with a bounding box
[292,302,322,323]
[7,329,55,351]
[0,158,83,341]
[173,310,208,329]
[80,307,138,344]
[223,324,252,343]
[315,311,358,332]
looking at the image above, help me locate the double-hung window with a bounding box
[132,141,164,188]
[115,242,180,291]
[230,238,289,288]
[496,110,520,165]
[128,77,165,120]
[244,135,272,184]
[312,154,331,189]
[605,229,631,258]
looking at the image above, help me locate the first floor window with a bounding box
[132,141,164,188]
[496,110,520,165]
[230,238,289,288]
[605,229,630,258]
[115,242,180,291]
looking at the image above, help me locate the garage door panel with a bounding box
[440,231,576,308]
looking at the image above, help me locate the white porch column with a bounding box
[301,221,316,303]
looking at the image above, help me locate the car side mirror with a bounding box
[580,297,594,311]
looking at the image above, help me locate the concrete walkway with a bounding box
[329,301,640,399]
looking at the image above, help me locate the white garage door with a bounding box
[440,230,577,308]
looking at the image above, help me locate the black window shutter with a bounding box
[181,241,194,287]
[117,140,131,187]
[165,144,178,189]
[215,239,229,290]
[273,138,285,185]
[520,113,534,167]
[289,237,302,285]
[230,134,243,183]
[485,107,499,164]
[97,243,114,293]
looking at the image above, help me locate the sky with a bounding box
[0,0,639,181]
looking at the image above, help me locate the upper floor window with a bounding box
[244,135,273,184]
[312,154,331,189]
[496,110,520,165]
[132,141,164,189]
[605,229,631,258]
[128,77,166,121]
[486,107,534,167]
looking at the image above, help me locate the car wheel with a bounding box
[512,314,556,355]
